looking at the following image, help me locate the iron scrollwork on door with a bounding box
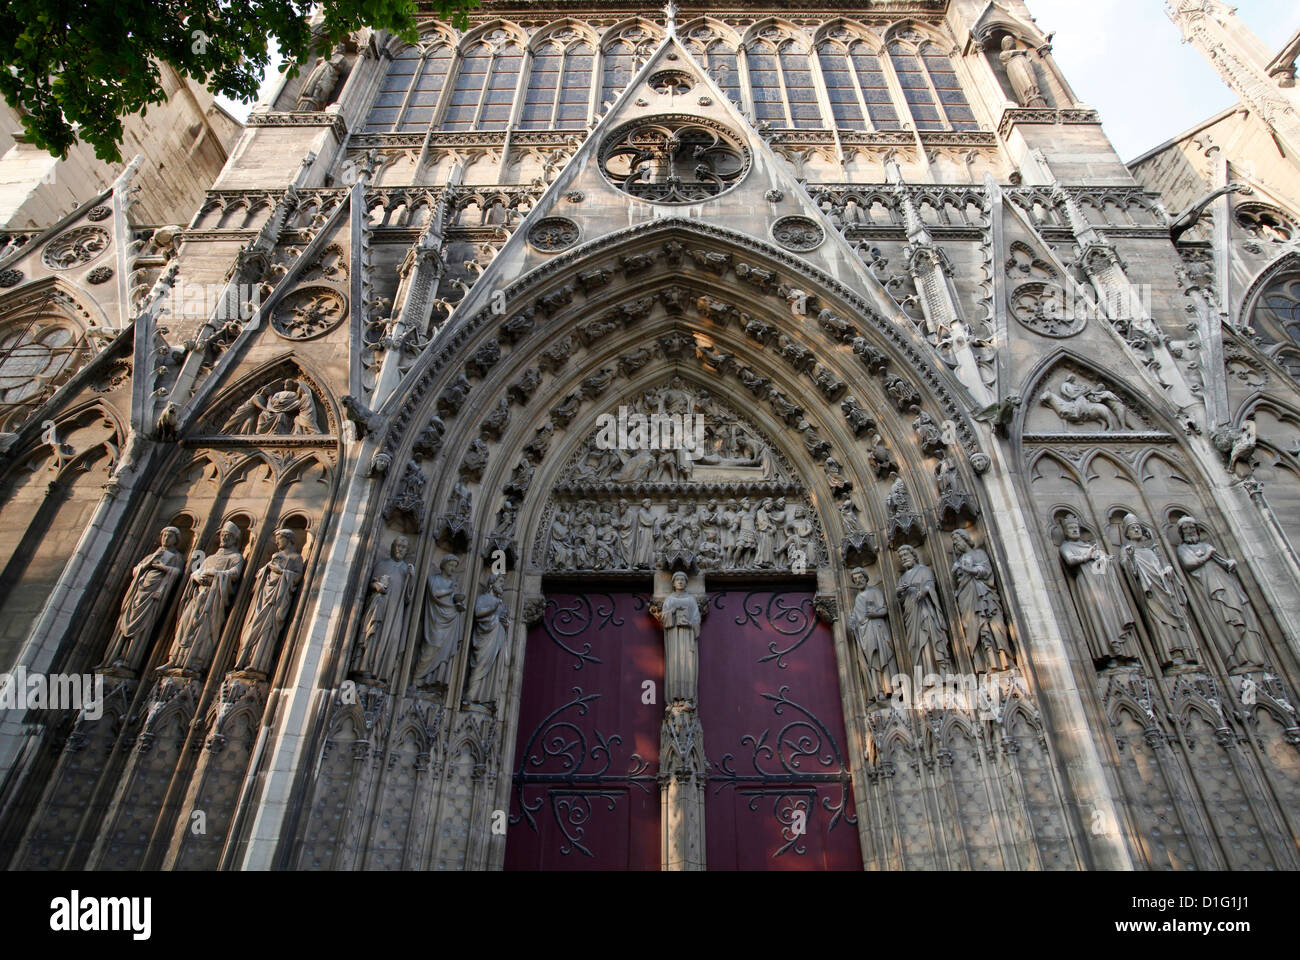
[702,589,862,868]
[718,591,818,669]
[710,685,856,857]
[510,687,654,858]
[507,592,662,869]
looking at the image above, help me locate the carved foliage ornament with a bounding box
[42,226,110,269]
[771,216,825,252]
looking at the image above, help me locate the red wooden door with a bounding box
[505,592,662,870]
[699,589,862,870]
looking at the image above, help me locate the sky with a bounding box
[1029,0,1300,162]
[217,2,1300,164]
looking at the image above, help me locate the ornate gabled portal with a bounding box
[289,23,1076,874]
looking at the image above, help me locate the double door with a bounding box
[505,588,861,870]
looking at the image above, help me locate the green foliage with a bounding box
[0,0,478,163]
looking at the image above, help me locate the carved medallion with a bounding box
[1010,281,1086,338]
[86,205,112,222]
[0,269,22,288]
[648,70,693,95]
[527,217,580,252]
[42,226,110,269]
[771,216,825,252]
[87,266,113,284]
[599,115,750,203]
[270,287,348,341]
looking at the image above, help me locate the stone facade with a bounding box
[0,0,1298,871]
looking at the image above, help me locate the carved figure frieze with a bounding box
[1038,373,1135,432]
[935,457,979,529]
[886,477,925,547]
[222,378,323,436]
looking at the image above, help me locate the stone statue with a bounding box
[257,379,319,435]
[755,498,777,568]
[733,497,758,567]
[352,536,416,683]
[99,526,185,673]
[895,545,952,675]
[1120,514,1198,668]
[233,528,305,675]
[464,574,509,704]
[632,498,657,568]
[999,36,1047,107]
[951,529,1015,673]
[1175,518,1267,673]
[659,572,702,703]
[223,387,271,434]
[414,555,466,687]
[614,499,635,562]
[1058,513,1135,665]
[847,567,895,701]
[1040,374,1130,431]
[296,44,347,112]
[159,521,245,675]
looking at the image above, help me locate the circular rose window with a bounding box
[599,115,750,204]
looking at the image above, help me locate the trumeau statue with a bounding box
[846,567,895,701]
[233,529,305,675]
[352,537,416,683]
[1120,514,1199,668]
[658,571,702,703]
[895,545,952,675]
[950,529,1015,673]
[99,527,185,673]
[1058,513,1135,666]
[414,555,466,687]
[999,36,1048,108]
[464,574,509,704]
[159,521,245,675]
[1175,517,1268,673]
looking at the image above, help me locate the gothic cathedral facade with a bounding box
[1,0,1299,871]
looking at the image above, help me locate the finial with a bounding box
[664,1,678,36]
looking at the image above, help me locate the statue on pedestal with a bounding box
[99,527,185,673]
[233,529,305,675]
[846,567,895,701]
[1058,513,1135,666]
[159,521,245,675]
[352,536,415,683]
[1175,517,1268,673]
[414,555,466,687]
